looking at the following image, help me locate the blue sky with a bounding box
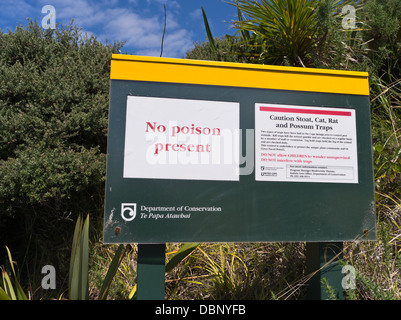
[0,0,239,58]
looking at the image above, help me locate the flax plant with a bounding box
[0,247,29,300]
[228,0,363,66]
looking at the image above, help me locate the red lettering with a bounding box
[212,128,220,136]
[171,126,180,137]
[146,122,156,132]
[153,143,212,154]
[146,122,166,133]
[181,126,189,134]
[154,143,163,155]
[169,123,221,136]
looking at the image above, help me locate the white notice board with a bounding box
[255,103,358,184]
[123,96,240,181]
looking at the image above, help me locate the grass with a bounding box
[86,241,307,300]
[88,243,137,300]
[342,201,401,300]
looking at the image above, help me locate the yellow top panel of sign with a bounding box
[110,54,369,96]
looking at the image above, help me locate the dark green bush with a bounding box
[0,20,123,266]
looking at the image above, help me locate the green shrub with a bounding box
[0,20,123,290]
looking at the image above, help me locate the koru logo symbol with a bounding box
[121,203,137,221]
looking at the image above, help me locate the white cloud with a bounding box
[189,8,202,20]
[105,10,193,58]
[46,0,105,26]
[33,0,195,58]
[163,28,193,58]
[0,0,34,29]
[102,8,161,48]
[98,3,193,57]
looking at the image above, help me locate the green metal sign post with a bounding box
[136,244,166,300]
[306,242,344,300]
[104,54,376,300]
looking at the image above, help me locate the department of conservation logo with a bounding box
[121,203,137,221]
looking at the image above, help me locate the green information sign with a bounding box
[103,54,376,243]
